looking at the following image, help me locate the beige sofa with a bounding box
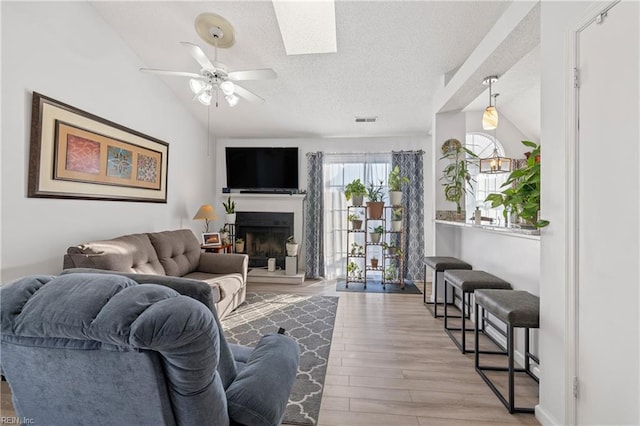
[63,229,248,319]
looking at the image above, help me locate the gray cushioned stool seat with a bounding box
[473,289,540,414]
[443,270,511,354]
[423,256,472,317]
[474,290,539,328]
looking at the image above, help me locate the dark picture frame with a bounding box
[28,92,169,202]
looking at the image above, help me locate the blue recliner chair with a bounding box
[0,273,300,426]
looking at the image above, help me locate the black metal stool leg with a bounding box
[508,325,515,414]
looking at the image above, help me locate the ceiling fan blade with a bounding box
[227,69,277,81]
[180,41,216,72]
[139,68,203,79]
[233,84,265,104]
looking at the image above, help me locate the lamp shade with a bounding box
[193,204,218,221]
[482,106,499,130]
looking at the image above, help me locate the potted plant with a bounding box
[381,241,397,255]
[235,237,244,253]
[370,256,379,269]
[219,226,229,244]
[369,225,384,244]
[485,141,550,229]
[347,260,360,278]
[388,165,409,206]
[344,178,367,206]
[390,208,402,232]
[222,196,236,224]
[440,138,477,220]
[366,181,385,219]
[350,242,364,256]
[348,213,363,230]
[286,235,299,256]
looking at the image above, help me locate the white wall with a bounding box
[465,110,537,152]
[1,2,214,282]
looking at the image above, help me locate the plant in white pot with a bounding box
[344,179,367,206]
[286,235,299,257]
[219,226,229,244]
[369,225,384,244]
[390,208,403,232]
[222,196,236,224]
[388,165,409,206]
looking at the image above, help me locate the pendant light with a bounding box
[482,76,499,130]
[479,92,512,174]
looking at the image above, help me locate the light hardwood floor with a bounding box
[249,279,540,426]
[0,279,540,425]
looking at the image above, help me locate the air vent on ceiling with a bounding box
[355,116,378,123]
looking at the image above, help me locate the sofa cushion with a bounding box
[148,230,201,277]
[183,272,243,301]
[66,233,165,274]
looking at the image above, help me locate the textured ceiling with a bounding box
[91,1,530,139]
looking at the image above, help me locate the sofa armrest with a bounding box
[197,253,248,284]
[226,334,300,426]
[60,268,219,312]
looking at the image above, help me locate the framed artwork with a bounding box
[28,92,169,202]
[202,232,221,246]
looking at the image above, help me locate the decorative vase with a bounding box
[352,194,364,206]
[226,213,236,224]
[366,201,384,219]
[286,243,299,256]
[389,191,402,206]
[351,220,363,230]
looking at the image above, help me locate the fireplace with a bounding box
[236,212,294,269]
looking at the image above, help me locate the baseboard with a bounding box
[535,404,561,426]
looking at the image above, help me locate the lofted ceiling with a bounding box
[91,1,538,140]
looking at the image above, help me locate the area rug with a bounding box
[222,292,339,426]
[336,279,422,294]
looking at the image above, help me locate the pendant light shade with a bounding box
[482,76,499,130]
[482,106,498,130]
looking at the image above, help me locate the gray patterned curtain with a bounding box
[305,152,324,278]
[392,150,425,281]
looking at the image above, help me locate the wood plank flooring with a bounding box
[0,278,540,425]
[249,279,539,426]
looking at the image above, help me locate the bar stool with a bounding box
[443,270,511,353]
[422,256,472,318]
[474,289,540,414]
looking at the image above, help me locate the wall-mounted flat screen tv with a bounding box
[225,147,299,190]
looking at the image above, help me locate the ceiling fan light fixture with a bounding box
[198,90,212,106]
[225,94,239,107]
[220,80,235,96]
[189,78,206,94]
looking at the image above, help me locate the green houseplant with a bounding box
[344,179,367,206]
[348,213,363,230]
[440,138,477,216]
[388,165,409,205]
[222,196,236,224]
[366,181,385,219]
[286,235,299,256]
[390,208,402,232]
[484,140,550,228]
[369,224,384,244]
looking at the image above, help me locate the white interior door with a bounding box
[576,1,639,424]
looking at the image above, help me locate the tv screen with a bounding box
[225,147,299,190]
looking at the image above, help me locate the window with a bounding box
[465,132,508,224]
[323,153,392,280]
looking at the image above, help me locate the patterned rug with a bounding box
[222,292,339,426]
[336,279,422,294]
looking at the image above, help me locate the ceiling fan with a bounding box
[140,13,276,107]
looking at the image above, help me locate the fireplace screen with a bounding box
[236,212,293,269]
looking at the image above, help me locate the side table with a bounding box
[201,243,233,253]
